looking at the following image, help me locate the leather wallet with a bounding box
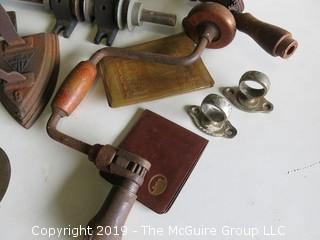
[102,110,208,214]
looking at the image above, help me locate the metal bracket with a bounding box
[94,0,119,46]
[187,94,237,138]
[50,0,78,38]
[222,71,274,113]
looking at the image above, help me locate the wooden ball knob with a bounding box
[183,3,236,49]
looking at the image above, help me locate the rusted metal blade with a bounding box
[0,148,11,202]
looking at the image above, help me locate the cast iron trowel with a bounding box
[0,4,60,128]
[0,148,11,202]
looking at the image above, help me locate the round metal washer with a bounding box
[131,1,143,26]
[83,0,94,22]
[127,0,142,31]
[71,0,84,22]
[116,0,126,29]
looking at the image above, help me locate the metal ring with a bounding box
[130,1,143,26]
[127,0,140,31]
[71,0,84,22]
[83,0,94,22]
[201,94,231,124]
[116,0,126,29]
[187,94,237,138]
[126,0,134,31]
[239,71,270,98]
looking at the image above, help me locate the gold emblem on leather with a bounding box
[148,174,168,196]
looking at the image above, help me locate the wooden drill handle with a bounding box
[233,11,298,58]
[84,185,137,240]
[52,61,97,116]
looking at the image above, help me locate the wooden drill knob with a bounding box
[183,3,236,49]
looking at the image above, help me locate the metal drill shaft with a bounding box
[141,9,177,26]
[128,1,177,30]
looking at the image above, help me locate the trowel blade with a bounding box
[0,148,10,202]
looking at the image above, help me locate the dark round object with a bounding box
[183,3,236,49]
[198,0,245,12]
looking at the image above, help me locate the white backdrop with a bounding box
[0,0,319,239]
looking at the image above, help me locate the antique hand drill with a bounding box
[47,2,237,239]
[192,0,298,58]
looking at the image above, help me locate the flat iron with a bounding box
[0,4,60,128]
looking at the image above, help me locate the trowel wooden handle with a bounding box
[52,61,97,116]
[232,11,298,58]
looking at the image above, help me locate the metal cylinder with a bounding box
[141,9,177,26]
[127,1,177,30]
